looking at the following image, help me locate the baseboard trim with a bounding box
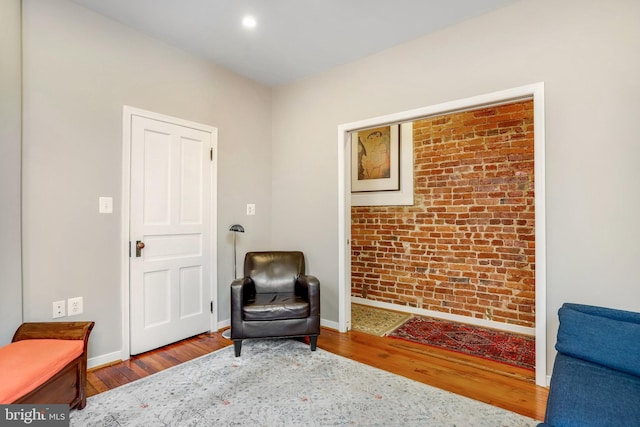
[216,319,230,331]
[351,297,535,337]
[320,318,339,331]
[88,350,123,370]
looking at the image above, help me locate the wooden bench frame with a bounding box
[10,321,94,410]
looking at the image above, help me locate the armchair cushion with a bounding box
[544,352,640,427]
[243,293,310,321]
[244,251,305,293]
[556,303,640,377]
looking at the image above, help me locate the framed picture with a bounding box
[351,124,400,192]
[351,122,414,206]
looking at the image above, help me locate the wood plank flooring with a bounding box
[87,327,548,421]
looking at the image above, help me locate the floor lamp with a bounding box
[223,224,244,340]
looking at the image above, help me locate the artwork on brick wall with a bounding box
[351,125,400,192]
[351,100,536,328]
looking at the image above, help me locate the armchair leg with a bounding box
[233,340,242,357]
[309,335,318,351]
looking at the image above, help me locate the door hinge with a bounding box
[210,301,213,313]
[128,241,131,258]
[210,148,213,161]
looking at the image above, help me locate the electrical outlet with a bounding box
[246,203,255,215]
[68,296,83,316]
[53,300,66,319]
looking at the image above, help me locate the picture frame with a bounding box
[350,122,413,206]
[351,124,400,192]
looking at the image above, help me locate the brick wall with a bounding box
[351,100,535,327]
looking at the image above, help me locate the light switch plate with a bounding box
[99,197,113,214]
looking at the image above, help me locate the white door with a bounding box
[129,112,216,355]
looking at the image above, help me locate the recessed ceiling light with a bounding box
[242,16,257,28]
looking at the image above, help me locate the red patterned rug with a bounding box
[388,316,535,371]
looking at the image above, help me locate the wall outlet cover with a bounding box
[53,300,66,319]
[68,296,83,316]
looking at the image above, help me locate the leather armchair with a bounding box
[230,251,320,357]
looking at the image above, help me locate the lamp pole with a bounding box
[229,224,245,279]
[224,224,245,340]
[233,232,238,278]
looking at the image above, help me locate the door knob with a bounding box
[136,240,145,257]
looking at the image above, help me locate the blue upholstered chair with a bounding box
[538,303,640,427]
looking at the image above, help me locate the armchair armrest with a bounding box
[295,274,320,316]
[230,277,255,338]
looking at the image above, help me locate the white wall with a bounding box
[272,0,640,375]
[0,0,23,344]
[21,0,272,359]
[14,0,640,375]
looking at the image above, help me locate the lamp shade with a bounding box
[229,224,245,233]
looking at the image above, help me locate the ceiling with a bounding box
[72,0,519,87]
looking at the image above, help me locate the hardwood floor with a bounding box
[87,327,548,421]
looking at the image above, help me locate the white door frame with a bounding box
[121,106,218,360]
[337,83,547,386]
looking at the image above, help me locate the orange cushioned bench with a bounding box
[0,322,94,409]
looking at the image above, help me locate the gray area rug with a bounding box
[71,339,538,426]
